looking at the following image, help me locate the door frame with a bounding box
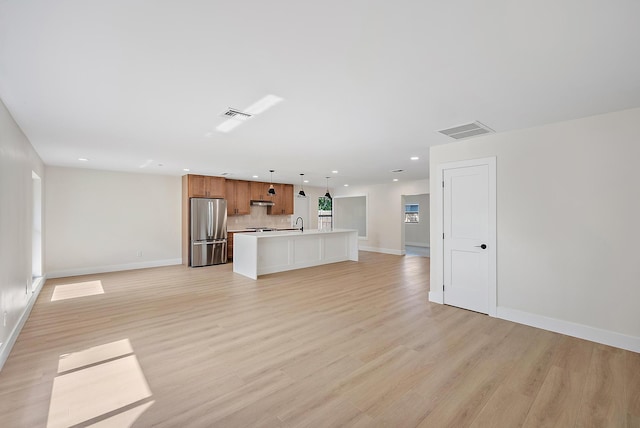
[431,157,497,316]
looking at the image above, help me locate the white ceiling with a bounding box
[1,0,640,187]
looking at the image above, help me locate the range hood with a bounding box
[250,200,275,207]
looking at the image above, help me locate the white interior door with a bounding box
[443,159,496,314]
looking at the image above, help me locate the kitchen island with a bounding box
[233,229,358,279]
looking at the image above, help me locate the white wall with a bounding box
[0,97,45,369]
[334,196,367,237]
[334,179,429,254]
[430,107,640,352]
[404,194,429,247]
[46,167,182,277]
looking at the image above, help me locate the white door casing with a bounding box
[437,157,496,316]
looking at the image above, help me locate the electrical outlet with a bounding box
[137,250,143,257]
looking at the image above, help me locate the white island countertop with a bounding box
[233,229,358,279]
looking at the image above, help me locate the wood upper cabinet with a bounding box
[281,184,294,214]
[250,181,272,201]
[187,175,225,198]
[267,183,294,215]
[225,180,250,216]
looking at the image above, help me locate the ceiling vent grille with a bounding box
[438,121,494,140]
[220,108,252,121]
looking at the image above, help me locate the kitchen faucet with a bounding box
[295,217,304,232]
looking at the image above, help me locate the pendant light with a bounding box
[298,173,306,197]
[268,170,276,195]
[324,176,332,199]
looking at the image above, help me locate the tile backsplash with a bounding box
[228,205,292,230]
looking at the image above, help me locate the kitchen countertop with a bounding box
[239,229,354,238]
[227,228,299,233]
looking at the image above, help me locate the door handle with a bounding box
[475,244,487,249]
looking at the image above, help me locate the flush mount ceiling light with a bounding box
[410,156,419,160]
[183,168,190,172]
[268,170,276,195]
[78,157,89,161]
[298,173,306,197]
[324,177,332,200]
[216,94,283,133]
[332,170,338,174]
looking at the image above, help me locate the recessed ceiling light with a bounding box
[252,175,259,178]
[332,170,338,174]
[303,180,309,183]
[393,178,399,182]
[343,184,349,187]
[410,156,419,160]
[183,168,190,172]
[78,158,89,161]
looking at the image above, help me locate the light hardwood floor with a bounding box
[0,252,638,427]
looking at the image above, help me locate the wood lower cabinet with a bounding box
[227,232,234,261]
[225,180,250,216]
[187,174,225,198]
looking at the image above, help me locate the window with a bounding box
[318,197,332,230]
[405,203,419,223]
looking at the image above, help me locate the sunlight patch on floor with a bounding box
[47,339,153,428]
[58,339,133,373]
[51,280,104,302]
[87,400,155,428]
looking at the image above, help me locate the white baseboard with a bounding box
[405,242,430,248]
[359,246,404,256]
[47,258,182,279]
[428,290,443,304]
[0,275,46,371]
[497,307,640,353]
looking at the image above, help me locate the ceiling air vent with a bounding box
[438,121,494,140]
[220,108,252,121]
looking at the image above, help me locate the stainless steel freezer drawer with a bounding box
[191,240,227,267]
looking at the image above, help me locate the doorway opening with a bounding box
[317,197,332,230]
[402,193,430,257]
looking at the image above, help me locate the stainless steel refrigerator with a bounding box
[190,198,227,267]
